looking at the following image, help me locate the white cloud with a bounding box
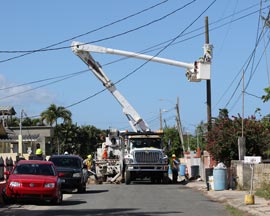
[0,74,56,106]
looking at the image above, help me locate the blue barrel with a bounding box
[191,165,199,178]
[213,168,227,191]
[179,164,186,176]
[168,164,172,174]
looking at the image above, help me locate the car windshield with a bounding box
[50,157,81,168]
[13,164,56,176]
[130,138,161,149]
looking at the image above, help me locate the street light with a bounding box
[18,109,27,156]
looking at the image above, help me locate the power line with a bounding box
[58,1,217,112]
[25,0,216,124]
[222,18,268,108]
[0,69,88,91]
[0,0,187,63]
[3,1,265,103]
[0,72,85,100]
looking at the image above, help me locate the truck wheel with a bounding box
[125,170,131,185]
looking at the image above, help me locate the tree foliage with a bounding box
[206,109,270,167]
[40,104,72,126]
[163,127,181,157]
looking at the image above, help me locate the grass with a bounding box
[225,205,252,216]
[255,181,270,200]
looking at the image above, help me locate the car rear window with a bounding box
[14,164,56,176]
[50,157,81,168]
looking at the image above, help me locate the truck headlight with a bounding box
[163,157,168,164]
[125,158,133,164]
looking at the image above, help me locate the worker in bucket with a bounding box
[171,154,180,183]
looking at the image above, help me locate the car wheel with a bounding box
[2,188,12,205]
[51,190,62,205]
[77,183,86,193]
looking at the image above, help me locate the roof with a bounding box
[0,123,7,136]
[0,106,16,115]
[0,132,40,142]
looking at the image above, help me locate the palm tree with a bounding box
[40,104,72,154]
[40,104,72,126]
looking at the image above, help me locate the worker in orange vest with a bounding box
[102,146,108,159]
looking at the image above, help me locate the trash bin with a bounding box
[179,164,186,176]
[205,168,213,190]
[191,165,199,178]
[213,163,227,191]
[168,164,172,174]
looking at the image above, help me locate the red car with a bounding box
[2,160,63,205]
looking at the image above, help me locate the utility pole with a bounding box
[205,16,212,131]
[175,97,185,153]
[159,109,163,130]
[238,70,246,160]
[18,109,23,156]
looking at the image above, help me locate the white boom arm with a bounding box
[71,43,150,132]
[71,41,213,82]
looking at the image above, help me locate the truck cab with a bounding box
[122,131,168,184]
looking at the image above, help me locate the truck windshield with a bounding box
[130,138,161,149]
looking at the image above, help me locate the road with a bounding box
[1,182,231,216]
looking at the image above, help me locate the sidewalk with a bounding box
[185,180,270,216]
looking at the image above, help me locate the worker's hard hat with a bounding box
[172,154,176,158]
[36,148,43,155]
[64,151,69,155]
[87,154,92,159]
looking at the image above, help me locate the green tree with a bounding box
[40,104,72,154]
[163,127,181,157]
[262,87,270,103]
[77,125,106,158]
[206,109,270,167]
[40,104,72,126]
[206,110,238,167]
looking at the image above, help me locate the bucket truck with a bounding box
[71,41,212,184]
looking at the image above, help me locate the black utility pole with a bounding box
[205,16,212,131]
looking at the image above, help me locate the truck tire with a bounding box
[125,170,131,185]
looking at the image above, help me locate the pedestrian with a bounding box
[171,154,180,183]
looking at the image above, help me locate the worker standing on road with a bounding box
[83,154,93,171]
[171,154,180,183]
[83,154,98,182]
[32,148,46,160]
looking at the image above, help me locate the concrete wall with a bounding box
[231,160,270,190]
[4,126,54,155]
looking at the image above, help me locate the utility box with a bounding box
[198,62,211,80]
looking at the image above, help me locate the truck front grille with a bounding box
[135,151,160,163]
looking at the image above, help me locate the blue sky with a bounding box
[1,0,270,133]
